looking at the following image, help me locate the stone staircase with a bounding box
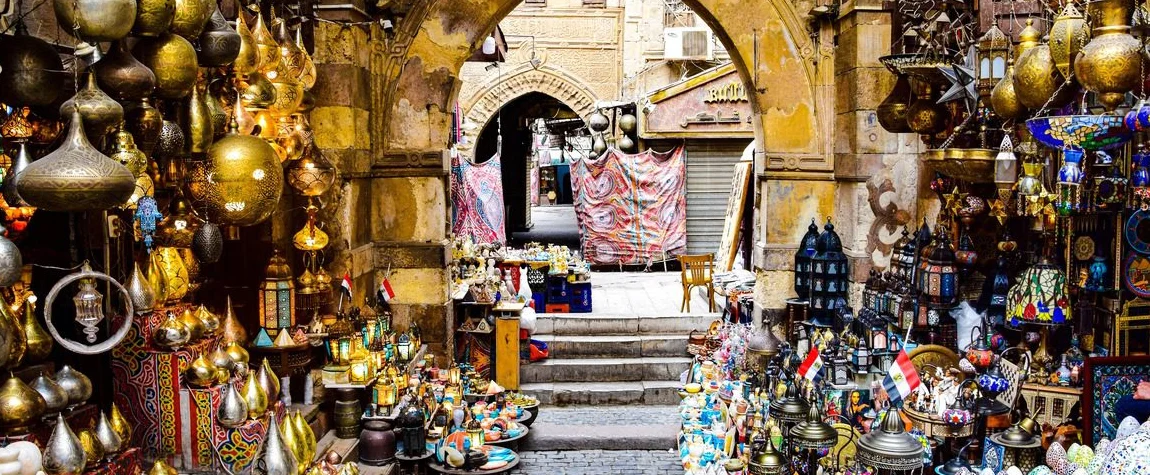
[517,313,715,450]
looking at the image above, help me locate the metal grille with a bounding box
[682,140,751,255]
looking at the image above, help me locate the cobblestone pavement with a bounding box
[507,450,682,474]
[535,405,681,426]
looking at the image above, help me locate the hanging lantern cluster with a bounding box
[808,219,849,327]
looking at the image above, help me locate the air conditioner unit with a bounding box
[664,27,713,61]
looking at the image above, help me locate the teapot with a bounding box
[965,324,995,370]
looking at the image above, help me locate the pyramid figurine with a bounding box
[252,328,274,347]
[273,328,296,347]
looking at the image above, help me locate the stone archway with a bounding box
[458,66,599,157]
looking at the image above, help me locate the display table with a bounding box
[484,427,529,451]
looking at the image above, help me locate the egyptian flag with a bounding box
[340,273,353,299]
[378,277,396,303]
[797,347,824,382]
[883,349,921,405]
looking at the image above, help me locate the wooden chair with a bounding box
[678,253,715,313]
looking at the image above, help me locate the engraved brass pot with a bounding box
[0,24,65,107]
[52,0,135,42]
[218,381,248,428]
[243,372,268,418]
[185,121,283,227]
[22,298,52,363]
[95,40,157,101]
[168,0,210,38]
[60,73,125,142]
[31,373,69,416]
[877,74,914,134]
[55,365,92,407]
[991,60,1027,120]
[17,112,136,212]
[906,85,950,135]
[185,353,218,387]
[1013,43,1067,109]
[198,4,240,67]
[220,296,248,347]
[43,413,86,474]
[1050,3,1090,79]
[133,34,198,99]
[152,311,190,350]
[131,0,174,36]
[1077,0,1142,111]
[0,375,45,433]
[125,98,164,158]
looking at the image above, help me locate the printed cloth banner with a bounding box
[571,147,687,265]
[451,152,507,243]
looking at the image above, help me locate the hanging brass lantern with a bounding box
[205,84,229,136]
[992,59,1027,120]
[17,112,135,212]
[242,72,277,111]
[296,29,317,90]
[182,82,215,155]
[185,120,283,227]
[133,34,199,99]
[155,247,189,302]
[274,117,304,161]
[287,146,336,197]
[234,13,261,77]
[1077,0,1143,111]
[0,375,45,433]
[292,207,330,252]
[21,297,52,363]
[977,25,1010,97]
[155,118,185,160]
[906,85,950,135]
[125,98,164,158]
[52,0,135,42]
[198,4,241,67]
[131,0,175,37]
[156,194,202,248]
[60,73,125,142]
[252,11,281,73]
[192,222,224,263]
[169,0,211,39]
[877,74,914,133]
[1050,4,1090,79]
[95,40,158,102]
[0,24,66,107]
[109,127,149,178]
[1013,39,1066,109]
[0,225,21,287]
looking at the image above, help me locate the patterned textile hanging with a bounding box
[451,151,507,244]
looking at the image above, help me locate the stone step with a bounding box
[519,381,682,406]
[519,406,680,451]
[532,334,688,358]
[520,357,691,383]
[533,314,716,336]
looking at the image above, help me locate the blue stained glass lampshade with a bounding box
[1026,115,1132,151]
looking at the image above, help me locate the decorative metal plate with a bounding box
[907,344,961,376]
[1074,236,1096,261]
[1126,209,1150,254]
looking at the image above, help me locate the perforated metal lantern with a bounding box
[990,416,1042,472]
[768,383,809,426]
[789,404,838,450]
[855,407,925,472]
[810,220,849,325]
[917,228,958,309]
[977,25,1010,96]
[794,220,819,298]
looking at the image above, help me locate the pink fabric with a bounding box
[451,152,507,243]
[570,147,687,265]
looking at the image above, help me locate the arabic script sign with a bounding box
[643,67,753,138]
[704,82,749,103]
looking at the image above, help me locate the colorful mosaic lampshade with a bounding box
[916,228,958,309]
[259,250,295,329]
[1057,148,1085,216]
[1005,258,1071,327]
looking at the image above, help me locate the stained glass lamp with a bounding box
[1006,258,1071,326]
[259,250,296,330]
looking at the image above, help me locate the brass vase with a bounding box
[1050,3,1090,79]
[94,410,123,457]
[906,85,950,135]
[1013,41,1066,109]
[152,311,190,351]
[234,13,261,77]
[31,373,69,416]
[255,358,279,405]
[186,120,283,227]
[991,60,1028,120]
[876,74,913,134]
[181,83,214,154]
[252,11,281,74]
[146,253,169,305]
[95,40,157,101]
[55,365,92,407]
[0,374,45,433]
[1077,0,1142,110]
[60,73,125,142]
[133,34,198,99]
[169,0,211,39]
[16,112,136,212]
[52,0,135,42]
[261,415,297,475]
[198,4,241,67]
[109,403,132,444]
[23,298,53,363]
[196,305,220,335]
[243,372,268,418]
[76,429,103,468]
[225,341,250,371]
[109,127,149,178]
[192,222,224,263]
[0,23,65,107]
[131,0,175,37]
[209,344,234,372]
[0,296,26,370]
[43,413,86,474]
[219,296,248,347]
[218,381,248,428]
[178,307,205,341]
[0,224,22,287]
[125,98,164,158]
[2,142,33,207]
[185,353,218,387]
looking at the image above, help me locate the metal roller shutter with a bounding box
[684,139,752,255]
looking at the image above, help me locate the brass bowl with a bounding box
[920,148,996,183]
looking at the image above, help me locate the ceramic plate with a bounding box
[1124,252,1150,298]
[1126,209,1150,254]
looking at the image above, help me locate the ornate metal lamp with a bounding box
[258,250,296,330]
[747,426,789,475]
[976,24,1009,97]
[794,220,819,298]
[811,220,849,327]
[790,403,838,450]
[768,382,810,427]
[917,227,959,310]
[855,406,925,473]
[989,415,1042,471]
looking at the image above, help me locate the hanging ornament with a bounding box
[156,194,202,248]
[991,59,1027,121]
[168,0,211,39]
[286,145,336,197]
[131,0,176,37]
[1049,3,1090,79]
[182,82,215,154]
[877,75,914,133]
[197,4,241,67]
[0,107,35,142]
[252,10,281,74]
[52,0,135,41]
[134,196,163,252]
[185,119,283,228]
[109,127,149,178]
[1077,0,1142,111]
[293,205,329,252]
[133,34,199,100]
[95,40,158,102]
[234,13,261,77]
[1013,32,1066,110]
[0,224,23,287]
[192,222,224,263]
[125,98,164,158]
[60,72,125,142]
[1057,149,1086,216]
[43,262,134,354]
[17,112,136,212]
[275,117,304,161]
[296,29,317,90]
[906,84,950,135]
